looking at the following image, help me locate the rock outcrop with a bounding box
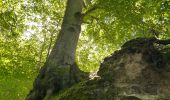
[53,37,170,100]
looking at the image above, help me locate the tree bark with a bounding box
[26,0,88,100]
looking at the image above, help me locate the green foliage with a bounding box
[77,0,170,72]
[0,76,34,100]
[0,0,66,99]
[0,0,169,99]
[83,0,170,41]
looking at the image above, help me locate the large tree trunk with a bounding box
[26,0,88,100]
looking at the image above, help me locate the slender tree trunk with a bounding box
[46,30,54,59]
[26,0,88,100]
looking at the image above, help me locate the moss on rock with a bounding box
[53,37,170,100]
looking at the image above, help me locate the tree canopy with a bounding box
[0,0,169,99]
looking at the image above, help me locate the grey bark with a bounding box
[26,0,88,100]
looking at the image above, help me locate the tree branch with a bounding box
[82,6,97,18]
[155,39,170,45]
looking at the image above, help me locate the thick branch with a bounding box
[155,39,170,45]
[82,6,97,17]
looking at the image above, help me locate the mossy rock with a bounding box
[53,38,170,100]
[53,79,117,100]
